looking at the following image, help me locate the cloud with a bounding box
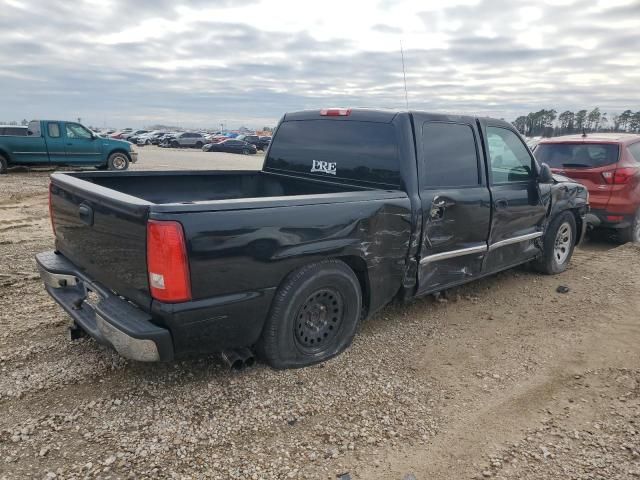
[0,0,638,128]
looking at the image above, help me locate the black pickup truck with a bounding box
[37,108,588,368]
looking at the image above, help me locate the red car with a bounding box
[534,133,640,242]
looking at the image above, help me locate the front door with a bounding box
[63,122,102,164]
[481,122,548,273]
[416,116,492,295]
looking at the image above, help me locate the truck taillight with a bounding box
[48,183,56,236]
[147,220,191,303]
[320,108,351,116]
[602,167,639,185]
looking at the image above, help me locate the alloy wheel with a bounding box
[554,222,572,265]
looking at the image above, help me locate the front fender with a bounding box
[548,180,589,243]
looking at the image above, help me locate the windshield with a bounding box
[534,143,619,168]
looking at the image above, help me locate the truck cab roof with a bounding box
[281,108,514,129]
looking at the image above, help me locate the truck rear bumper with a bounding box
[36,251,173,362]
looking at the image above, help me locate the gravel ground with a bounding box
[0,148,639,479]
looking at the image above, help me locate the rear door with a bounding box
[63,122,102,164]
[181,133,195,147]
[481,122,547,273]
[415,115,491,294]
[224,140,241,153]
[44,122,67,164]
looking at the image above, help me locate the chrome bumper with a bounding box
[36,251,173,362]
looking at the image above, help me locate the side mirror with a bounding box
[538,162,554,184]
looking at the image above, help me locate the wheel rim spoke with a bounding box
[294,288,343,350]
[553,222,572,264]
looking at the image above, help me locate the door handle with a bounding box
[495,199,508,210]
[429,200,446,220]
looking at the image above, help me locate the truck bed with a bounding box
[73,170,368,204]
[50,170,407,317]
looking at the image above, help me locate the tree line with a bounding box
[512,108,640,137]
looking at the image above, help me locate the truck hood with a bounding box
[102,138,133,150]
[552,173,573,183]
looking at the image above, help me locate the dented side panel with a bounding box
[151,195,412,354]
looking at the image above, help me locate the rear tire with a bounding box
[619,208,640,244]
[107,152,130,171]
[533,211,576,274]
[257,260,362,369]
[0,154,7,174]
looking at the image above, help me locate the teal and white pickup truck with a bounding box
[0,120,137,174]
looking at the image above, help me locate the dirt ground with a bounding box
[1,150,639,479]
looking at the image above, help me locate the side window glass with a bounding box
[47,123,61,138]
[487,127,533,183]
[422,122,479,187]
[65,123,92,139]
[629,143,640,164]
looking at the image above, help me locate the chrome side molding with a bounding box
[420,231,543,265]
[420,244,487,265]
[488,231,542,251]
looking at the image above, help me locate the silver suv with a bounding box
[161,132,205,148]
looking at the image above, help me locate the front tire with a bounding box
[619,208,640,244]
[0,154,7,174]
[107,152,130,171]
[533,211,576,274]
[195,141,203,149]
[258,260,362,369]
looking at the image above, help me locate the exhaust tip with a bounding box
[221,350,244,370]
[221,348,256,370]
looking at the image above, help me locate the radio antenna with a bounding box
[400,40,409,110]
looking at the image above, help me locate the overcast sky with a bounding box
[1,0,638,128]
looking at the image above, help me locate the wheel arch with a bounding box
[0,148,11,162]
[108,148,132,161]
[335,255,371,319]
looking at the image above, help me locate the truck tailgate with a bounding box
[50,174,152,309]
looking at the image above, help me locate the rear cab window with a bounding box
[47,123,61,138]
[534,143,620,168]
[265,119,400,188]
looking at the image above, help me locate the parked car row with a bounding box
[202,139,257,154]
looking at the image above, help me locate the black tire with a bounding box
[195,141,203,149]
[242,149,250,155]
[618,208,640,244]
[257,260,362,369]
[533,211,577,274]
[0,154,7,174]
[171,140,179,148]
[107,152,130,171]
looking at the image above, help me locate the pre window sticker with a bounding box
[310,160,337,175]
